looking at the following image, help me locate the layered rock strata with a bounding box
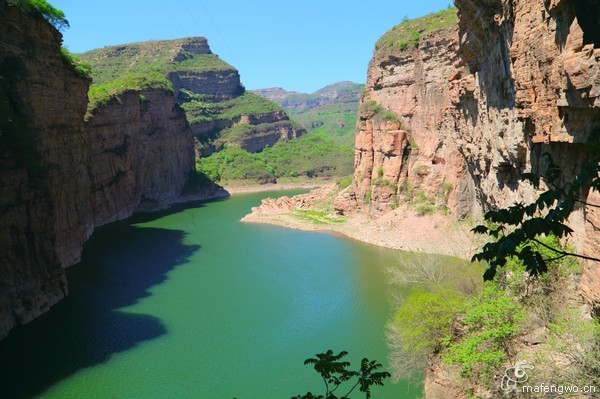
[0,4,201,340]
[81,38,304,156]
[340,0,600,307]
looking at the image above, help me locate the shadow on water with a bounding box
[0,213,202,398]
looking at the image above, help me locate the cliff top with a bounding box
[80,37,237,109]
[375,6,457,55]
[81,37,235,86]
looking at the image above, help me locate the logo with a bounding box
[501,362,534,392]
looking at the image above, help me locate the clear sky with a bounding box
[51,0,454,93]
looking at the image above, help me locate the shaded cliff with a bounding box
[0,3,203,340]
[338,1,600,307]
[81,39,304,156]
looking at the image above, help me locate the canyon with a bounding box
[1,1,600,397]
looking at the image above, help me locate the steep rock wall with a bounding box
[0,1,89,340]
[343,24,468,215]
[0,4,197,340]
[343,0,600,306]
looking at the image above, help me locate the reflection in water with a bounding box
[0,223,200,398]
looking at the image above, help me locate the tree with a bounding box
[292,350,391,399]
[7,0,69,31]
[472,152,600,281]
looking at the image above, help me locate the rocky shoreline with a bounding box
[241,185,482,260]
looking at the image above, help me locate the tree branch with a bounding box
[532,238,600,263]
[576,199,600,209]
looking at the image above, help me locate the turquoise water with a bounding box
[0,191,422,398]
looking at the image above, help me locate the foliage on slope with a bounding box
[196,132,354,183]
[375,6,457,53]
[80,38,236,110]
[181,91,283,125]
[387,236,600,396]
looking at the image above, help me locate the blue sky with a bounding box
[52,0,454,93]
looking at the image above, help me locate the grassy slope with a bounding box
[80,38,236,108]
[181,91,284,125]
[375,6,457,54]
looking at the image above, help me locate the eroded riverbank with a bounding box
[241,185,483,260]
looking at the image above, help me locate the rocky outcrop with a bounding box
[230,119,303,153]
[169,69,243,101]
[0,4,204,340]
[338,10,469,217]
[342,1,600,307]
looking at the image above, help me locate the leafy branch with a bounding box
[292,350,391,399]
[472,152,600,280]
[7,0,69,31]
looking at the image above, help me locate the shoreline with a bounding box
[240,187,482,260]
[223,178,335,195]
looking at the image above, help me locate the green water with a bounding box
[0,191,422,398]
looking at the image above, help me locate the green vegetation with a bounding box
[80,41,235,87]
[220,92,281,119]
[8,0,69,30]
[272,82,364,150]
[286,102,358,148]
[337,175,353,190]
[375,7,457,54]
[388,228,599,395]
[196,132,354,183]
[294,209,345,225]
[87,71,174,109]
[393,177,454,216]
[359,100,399,124]
[80,39,238,112]
[182,92,284,127]
[60,47,92,78]
[443,285,525,380]
[293,350,390,399]
[387,254,483,380]
[394,288,463,354]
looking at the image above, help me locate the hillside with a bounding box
[194,82,363,185]
[80,38,304,155]
[254,81,363,147]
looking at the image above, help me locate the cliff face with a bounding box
[81,39,304,157]
[0,4,197,340]
[0,1,88,339]
[343,0,600,307]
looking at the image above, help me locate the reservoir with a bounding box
[0,191,422,398]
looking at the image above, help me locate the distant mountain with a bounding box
[254,81,364,109]
[253,82,364,147]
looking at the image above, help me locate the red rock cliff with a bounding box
[342,0,600,307]
[0,3,197,340]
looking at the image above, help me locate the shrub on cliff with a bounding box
[443,285,525,380]
[87,71,174,110]
[8,0,69,30]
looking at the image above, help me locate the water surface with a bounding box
[0,191,422,398]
